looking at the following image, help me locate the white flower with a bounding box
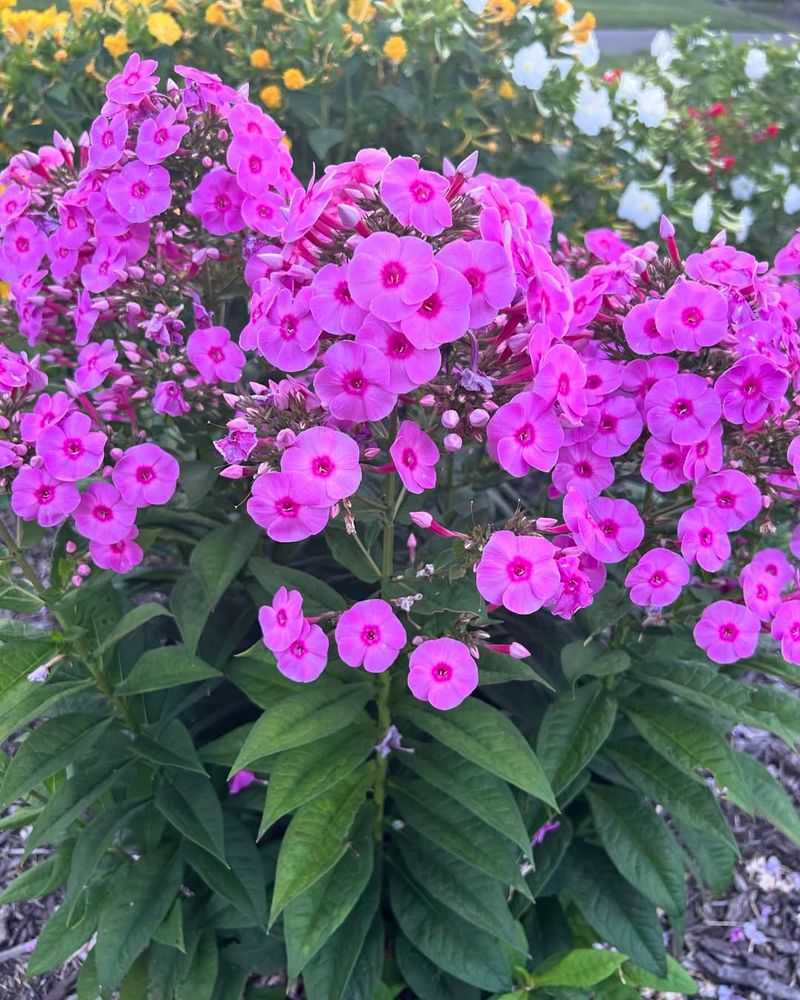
[730,175,757,201]
[572,80,612,136]
[784,183,800,214]
[692,192,714,233]
[773,163,790,181]
[736,206,755,244]
[650,30,678,70]
[463,0,488,12]
[635,85,668,128]
[572,35,600,68]
[658,165,675,200]
[616,72,642,104]
[745,48,769,81]
[511,43,551,92]
[618,181,661,229]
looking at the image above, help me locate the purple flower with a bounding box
[0,182,31,226]
[532,819,561,846]
[334,599,407,673]
[625,549,690,607]
[381,156,452,236]
[259,587,304,653]
[389,420,438,495]
[684,246,756,288]
[90,529,144,573]
[678,506,731,571]
[227,135,279,194]
[623,299,673,355]
[487,392,563,476]
[187,168,245,235]
[535,344,588,423]
[228,770,258,795]
[437,238,515,327]
[112,443,179,508]
[257,287,320,373]
[10,466,80,528]
[242,191,286,238]
[275,621,329,682]
[280,426,362,502]
[349,232,437,323]
[771,601,800,665]
[80,241,126,293]
[88,114,128,169]
[246,471,329,542]
[715,356,788,425]
[313,341,396,423]
[641,438,690,493]
[407,637,479,711]
[476,531,560,614]
[36,411,107,482]
[20,391,71,442]
[356,317,441,392]
[187,326,245,384]
[106,162,172,224]
[591,394,643,457]
[563,490,644,565]
[74,482,137,544]
[693,600,760,664]
[136,107,189,164]
[72,339,117,393]
[654,280,728,352]
[552,443,614,499]
[693,470,762,531]
[153,380,190,416]
[645,373,722,445]
[105,53,159,105]
[1,218,47,277]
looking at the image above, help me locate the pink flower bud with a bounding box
[220,465,245,479]
[65,541,77,554]
[171,362,186,376]
[509,642,531,659]
[276,428,296,450]
[419,394,436,407]
[71,575,83,587]
[469,408,489,428]
[443,433,462,452]
[441,409,459,429]
[410,511,433,529]
[77,563,91,578]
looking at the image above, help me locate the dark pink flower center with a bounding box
[649,571,667,587]
[215,193,231,211]
[402,448,417,469]
[644,318,658,337]
[419,293,442,318]
[699,528,713,546]
[258,203,273,220]
[136,465,154,483]
[410,180,433,203]
[248,155,263,174]
[508,556,532,581]
[790,623,800,641]
[716,491,734,509]
[742,378,760,397]
[154,127,169,145]
[432,662,453,682]
[388,334,409,357]
[671,397,693,418]
[361,625,380,646]
[718,622,739,642]
[600,519,618,538]
[575,461,592,478]
[381,261,406,288]
[277,496,298,518]
[344,370,366,394]
[586,374,601,390]
[681,306,703,327]
[131,180,149,200]
[463,266,485,293]
[558,374,570,396]
[208,347,224,363]
[102,130,116,148]
[279,314,298,339]
[277,609,287,626]
[516,422,534,445]
[93,504,113,522]
[64,438,84,458]
[312,455,333,477]
[334,281,352,305]
[34,486,53,504]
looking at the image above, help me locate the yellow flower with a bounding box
[147,11,182,44]
[570,11,595,44]
[347,0,374,22]
[103,28,128,56]
[260,84,281,108]
[205,2,228,26]
[498,79,515,100]
[69,0,101,17]
[554,0,571,17]
[282,67,308,90]
[54,46,68,59]
[0,0,16,11]
[0,280,9,301]
[250,47,270,69]
[351,30,364,45]
[383,35,407,63]
[85,58,96,74]
[262,0,282,11]
[484,0,516,20]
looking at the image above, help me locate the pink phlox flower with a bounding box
[257,286,321,373]
[486,392,564,476]
[153,380,190,416]
[106,161,172,224]
[641,437,690,492]
[407,637,478,710]
[552,442,615,499]
[399,261,471,349]
[258,586,304,653]
[590,393,643,457]
[677,505,731,572]
[524,245,574,337]
[72,290,99,347]
[715,356,788,425]
[275,620,329,682]
[90,527,144,573]
[356,315,441,392]
[693,469,762,530]
[187,326,245,384]
[334,598,407,673]
[684,246,757,288]
[563,490,644,564]
[74,481,137,543]
[280,173,332,243]
[584,227,631,263]
[57,202,89,248]
[48,232,78,280]
[72,339,118,393]
[187,168,245,235]
[112,443,180,507]
[682,425,724,481]
[655,280,728,352]
[389,420,439,495]
[88,114,128,170]
[246,470,330,542]
[568,275,606,332]
[625,548,690,608]
[227,134,280,195]
[228,103,284,142]
[349,232,437,323]
[623,299,674,354]
[644,373,722,445]
[583,358,622,407]
[534,343,588,423]
[693,600,760,664]
[11,465,80,527]
[136,106,190,164]
[228,770,258,795]
[242,190,286,237]
[771,600,800,665]
[20,391,71,442]
[313,340,396,423]
[214,420,258,463]
[747,548,794,589]
[36,410,107,481]
[0,343,31,390]
[1,217,47,278]
[174,65,242,108]
[476,530,560,614]
[548,553,600,619]
[621,357,680,409]
[80,240,126,294]
[774,233,800,276]
[436,238,515,328]
[281,425,362,502]
[380,156,452,236]
[0,183,31,226]
[105,53,159,105]
[741,566,782,622]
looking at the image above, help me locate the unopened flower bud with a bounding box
[469,408,489,428]
[276,428,296,450]
[441,409,459,429]
[443,433,462,452]
[77,563,91,578]
[65,541,77,554]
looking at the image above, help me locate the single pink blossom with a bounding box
[381,156,452,236]
[641,438,690,493]
[136,106,189,164]
[106,162,172,224]
[535,344,588,423]
[400,261,471,349]
[552,443,614,499]
[90,528,144,573]
[476,531,560,614]
[590,394,643,457]
[88,114,128,169]
[105,53,159,104]
[275,620,329,682]
[257,287,321,373]
[677,506,731,572]
[645,373,722,445]
[741,568,782,622]
[436,238,515,327]
[348,232,437,323]
[36,411,107,482]
[747,548,793,589]
[407,637,479,711]
[153,380,190,416]
[242,190,286,237]
[693,600,760,664]
[11,466,80,527]
[389,420,438,495]
[186,168,245,235]
[20,391,71,443]
[715,356,788,425]
[625,549,690,607]
[246,471,329,542]
[771,601,800,665]
[335,599,407,673]
[226,135,279,194]
[623,299,674,355]
[356,316,441,392]
[693,470,762,531]
[258,587,304,653]
[112,443,179,507]
[549,554,602,619]
[280,426,362,502]
[684,246,756,288]
[310,262,367,336]
[228,770,258,795]
[487,392,564,476]
[187,326,245,384]
[563,490,644,564]
[655,281,728,352]
[313,341,396,423]
[74,481,137,544]
[73,339,118,393]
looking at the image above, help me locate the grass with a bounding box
[588,0,792,31]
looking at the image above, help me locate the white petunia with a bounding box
[651,30,678,70]
[511,43,552,92]
[730,175,757,202]
[618,181,661,229]
[572,80,613,136]
[635,85,668,128]
[692,192,714,233]
[616,72,642,103]
[736,206,755,243]
[744,48,769,81]
[784,184,800,214]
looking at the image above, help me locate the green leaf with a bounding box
[248,558,347,615]
[537,683,617,796]
[674,818,736,896]
[476,647,554,689]
[259,720,375,835]
[388,868,513,993]
[563,844,666,977]
[561,641,631,683]
[532,949,627,988]
[392,779,530,896]
[176,929,218,1000]
[153,898,185,952]
[0,639,54,698]
[307,126,346,160]
[270,764,372,924]
[0,677,94,746]
[403,743,531,857]
[325,523,379,583]
[184,841,263,926]
[97,603,172,654]
[226,655,299,709]
[28,892,101,977]
[232,683,371,774]
[116,647,219,694]
[731,750,800,846]
[394,936,482,1000]
[396,828,524,950]
[130,720,207,775]
[399,698,555,806]
[587,784,685,914]
[284,805,374,976]
[622,956,697,995]
[155,771,226,861]
[95,844,184,991]
[0,713,114,807]
[0,849,70,904]
[199,724,254,767]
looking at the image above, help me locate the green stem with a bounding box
[352,530,383,580]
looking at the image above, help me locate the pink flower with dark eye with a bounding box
[276,620,329,682]
[476,531,560,614]
[348,232,437,323]
[381,157,452,236]
[407,637,478,710]
[281,426,362,502]
[654,281,728,352]
[90,528,144,573]
[310,262,367,336]
[590,394,643,457]
[246,471,329,542]
[747,548,793,589]
[645,373,722,445]
[535,344,588,423]
[0,345,29,390]
[335,599,407,673]
[775,233,800,276]
[684,246,756,288]
[771,601,800,665]
[73,339,118,393]
[625,549,690,607]
[227,135,279,194]
[694,600,760,664]
[549,553,604,620]
[257,287,321,373]
[187,168,245,235]
[641,437,690,493]
[105,53,159,104]
[112,443,179,508]
[552,442,614,499]
[1,218,47,277]
[715,356,788,425]
[487,392,564,476]
[48,232,78,280]
[74,482,137,544]
[623,299,674,355]
[400,262,471,349]
[11,466,80,528]
[20,391,71,443]
[0,183,31,226]
[677,506,731,571]
[242,191,286,237]
[106,162,172,224]
[80,241,126,294]
[621,357,680,407]
[585,227,630,262]
[436,238,515,327]
[582,359,622,406]
[693,470,762,530]
[563,490,644,565]
[88,114,128,169]
[187,326,245,384]
[37,411,107,482]
[741,567,782,622]
[313,341,396,423]
[356,316,440,392]
[683,426,724,481]
[136,107,189,164]
[258,587,304,653]
[389,420,439,495]
[153,380,190,417]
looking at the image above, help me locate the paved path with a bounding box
[596,28,794,54]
